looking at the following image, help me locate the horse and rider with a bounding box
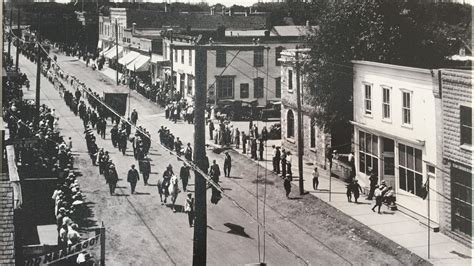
[158,164,180,212]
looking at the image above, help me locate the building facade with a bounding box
[352,61,442,224]
[439,69,472,244]
[279,49,330,168]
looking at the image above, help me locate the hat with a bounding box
[381,180,386,185]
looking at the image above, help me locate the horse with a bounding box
[158,174,180,212]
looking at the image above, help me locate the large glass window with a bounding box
[383,87,391,119]
[398,143,423,197]
[287,110,295,138]
[216,76,234,99]
[402,91,412,125]
[359,131,378,175]
[364,84,372,115]
[254,49,264,67]
[240,83,249,99]
[451,166,472,236]
[254,77,264,98]
[460,106,472,146]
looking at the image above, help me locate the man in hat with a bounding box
[139,156,151,186]
[130,109,138,125]
[184,143,193,161]
[180,163,190,192]
[127,164,140,194]
[223,152,232,177]
[258,138,265,161]
[184,193,194,227]
[366,168,378,200]
[106,163,118,195]
[210,160,221,184]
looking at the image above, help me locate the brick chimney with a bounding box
[306,20,310,27]
[132,22,136,35]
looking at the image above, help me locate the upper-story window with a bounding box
[288,69,293,91]
[174,49,178,62]
[275,46,284,66]
[189,50,192,66]
[402,91,412,125]
[163,43,167,59]
[275,77,281,98]
[216,48,226,67]
[382,86,391,120]
[364,84,372,115]
[181,49,185,64]
[253,77,264,98]
[216,76,234,99]
[460,105,472,146]
[254,49,264,67]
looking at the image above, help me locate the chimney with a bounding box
[245,11,248,17]
[210,7,215,15]
[132,22,136,35]
[249,7,252,14]
[229,8,232,16]
[306,20,310,27]
[222,7,225,15]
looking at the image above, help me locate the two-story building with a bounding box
[438,69,472,244]
[352,60,442,226]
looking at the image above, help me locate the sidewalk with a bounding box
[222,138,472,265]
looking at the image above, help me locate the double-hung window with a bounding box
[216,48,226,67]
[364,84,372,115]
[460,106,472,146]
[216,76,234,99]
[254,78,264,98]
[398,143,423,197]
[254,49,264,67]
[402,91,412,125]
[359,130,378,175]
[382,87,391,120]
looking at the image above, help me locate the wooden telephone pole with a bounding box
[115,18,119,86]
[295,49,305,195]
[15,8,20,70]
[171,43,264,265]
[8,8,12,60]
[35,14,42,128]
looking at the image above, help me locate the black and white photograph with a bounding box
[1,0,472,265]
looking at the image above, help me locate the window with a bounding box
[275,77,281,98]
[364,84,372,115]
[254,49,264,67]
[181,49,185,64]
[216,76,234,99]
[174,49,177,62]
[382,87,391,119]
[287,110,295,138]
[216,48,226,67]
[398,143,423,197]
[310,118,316,148]
[460,106,472,146]
[402,91,411,125]
[240,83,249,99]
[179,74,185,94]
[359,130,378,175]
[189,50,192,66]
[275,46,284,66]
[451,166,472,236]
[288,70,293,91]
[254,77,264,98]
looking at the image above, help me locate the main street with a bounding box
[14,45,425,265]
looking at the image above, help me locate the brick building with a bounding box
[439,69,472,244]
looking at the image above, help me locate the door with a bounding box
[382,137,395,187]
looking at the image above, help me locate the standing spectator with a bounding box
[286,151,293,178]
[272,145,277,172]
[241,132,247,154]
[184,143,193,161]
[209,121,215,140]
[261,126,268,142]
[210,160,221,184]
[251,138,258,160]
[366,168,378,200]
[127,164,140,194]
[223,152,232,177]
[234,128,240,149]
[130,109,138,125]
[281,149,287,178]
[312,167,319,190]
[275,147,281,174]
[325,145,333,172]
[184,193,195,227]
[284,174,292,199]
[180,163,190,192]
[258,139,265,161]
[67,224,81,245]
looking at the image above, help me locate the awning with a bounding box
[97,40,103,50]
[118,51,140,66]
[127,55,150,72]
[104,45,123,60]
[99,46,112,56]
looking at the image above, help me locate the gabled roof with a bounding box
[271,26,318,37]
[127,10,268,31]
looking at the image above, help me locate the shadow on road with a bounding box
[223,223,251,239]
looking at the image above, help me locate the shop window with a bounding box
[358,130,378,175]
[451,166,472,236]
[398,143,423,197]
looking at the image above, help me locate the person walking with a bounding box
[234,128,240,149]
[180,163,190,192]
[366,168,378,200]
[281,149,287,178]
[106,164,118,196]
[210,160,221,184]
[286,151,293,178]
[209,120,215,140]
[371,185,383,213]
[312,167,319,190]
[275,147,281,174]
[351,179,363,203]
[283,174,292,199]
[241,132,247,154]
[223,152,232,177]
[184,143,193,161]
[272,145,277,172]
[184,193,195,227]
[127,164,140,194]
[130,109,138,125]
[139,156,151,186]
[251,138,258,160]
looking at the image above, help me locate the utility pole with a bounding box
[192,45,207,266]
[115,18,119,86]
[15,8,20,70]
[169,30,174,98]
[8,8,12,60]
[35,14,42,128]
[295,49,304,195]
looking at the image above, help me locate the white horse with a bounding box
[158,174,180,212]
